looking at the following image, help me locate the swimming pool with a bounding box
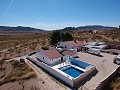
[59,65,84,78]
[70,58,92,69]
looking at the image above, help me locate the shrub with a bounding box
[23,72,36,79]
[11,60,21,68]
[41,46,49,50]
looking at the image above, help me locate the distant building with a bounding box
[93,30,97,33]
[58,40,85,52]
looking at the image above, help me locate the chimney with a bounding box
[74,40,77,43]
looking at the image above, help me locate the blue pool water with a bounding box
[70,58,92,69]
[59,65,84,78]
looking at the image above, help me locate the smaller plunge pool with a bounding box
[59,65,84,78]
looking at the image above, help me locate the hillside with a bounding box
[77,25,117,30]
[62,25,117,31]
[0,26,44,32]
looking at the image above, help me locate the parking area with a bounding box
[77,52,119,90]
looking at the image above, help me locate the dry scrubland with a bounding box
[0,33,50,60]
[0,29,120,61]
[73,29,120,49]
[0,60,38,90]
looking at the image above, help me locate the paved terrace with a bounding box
[77,52,119,90]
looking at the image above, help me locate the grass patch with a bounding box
[0,60,36,86]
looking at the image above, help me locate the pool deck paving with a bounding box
[77,52,119,90]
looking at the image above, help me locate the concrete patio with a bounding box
[77,52,119,90]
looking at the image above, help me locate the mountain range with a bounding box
[0,26,44,32]
[62,25,117,31]
[0,25,117,32]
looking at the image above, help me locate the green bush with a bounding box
[41,46,49,50]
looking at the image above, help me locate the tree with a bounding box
[60,33,66,41]
[41,46,49,50]
[64,32,73,41]
[50,30,61,45]
[50,31,73,45]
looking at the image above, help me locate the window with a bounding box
[65,45,66,48]
[43,57,44,59]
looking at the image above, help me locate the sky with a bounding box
[0,0,120,30]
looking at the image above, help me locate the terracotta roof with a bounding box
[87,39,95,43]
[63,40,85,47]
[62,50,77,56]
[44,49,62,59]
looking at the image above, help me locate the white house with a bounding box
[59,40,85,52]
[93,30,98,33]
[62,50,78,60]
[36,49,63,66]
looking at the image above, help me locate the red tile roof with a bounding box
[44,49,62,59]
[64,40,85,47]
[62,50,77,56]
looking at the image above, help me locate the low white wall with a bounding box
[27,56,74,87]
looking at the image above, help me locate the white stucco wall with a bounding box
[59,42,72,49]
[50,57,62,65]
[63,55,70,60]
[60,42,83,52]
[36,50,51,65]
